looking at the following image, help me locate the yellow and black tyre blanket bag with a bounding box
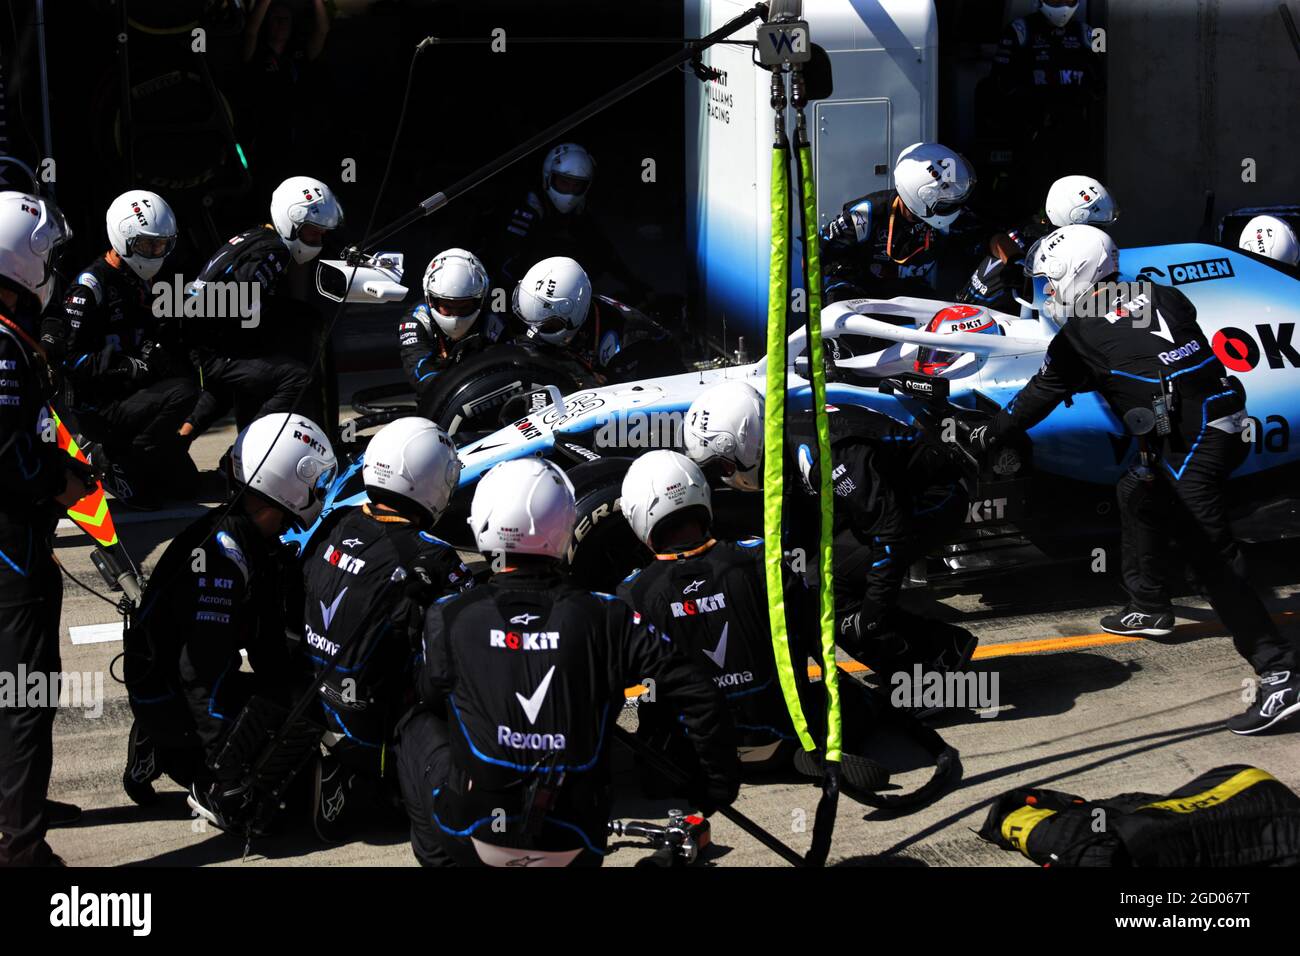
[978,765,1300,866]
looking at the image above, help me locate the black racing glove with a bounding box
[104,355,151,383]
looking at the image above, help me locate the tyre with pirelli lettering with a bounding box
[564,457,646,592]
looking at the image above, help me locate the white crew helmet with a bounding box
[0,191,71,310]
[1238,215,1300,266]
[683,380,765,493]
[469,458,576,560]
[512,256,592,346]
[228,413,338,529]
[270,176,344,264]
[105,190,178,281]
[542,143,595,215]
[621,451,713,550]
[1045,176,1119,228]
[363,417,461,524]
[1028,224,1120,320]
[422,248,490,340]
[1039,0,1080,29]
[893,142,976,233]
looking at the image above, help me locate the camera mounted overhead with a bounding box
[316,250,408,304]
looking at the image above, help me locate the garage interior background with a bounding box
[0,0,1294,369]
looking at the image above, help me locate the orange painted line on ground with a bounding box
[806,633,1143,677]
[624,629,1141,696]
[622,610,1297,698]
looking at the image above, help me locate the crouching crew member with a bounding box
[395,458,739,866]
[180,176,343,437]
[683,381,979,686]
[55,190,199,506]
[617,451,893,793]
[397,248,503,411]
[122,414,337,823]
[300,417,473,841]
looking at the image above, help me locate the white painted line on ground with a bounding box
[69,622,123,645]
[69,622,250,660]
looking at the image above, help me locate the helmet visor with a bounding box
[129,234,176,260]
[45,201,72,248]
[690,430,739,469]
[696,457,737,485]
[297,222,330,247]
[550,173,590,197]
[33,199,72,294]
[1026,237,1068,283]
[430,295,481,318]
[534,314,570,335]
[914,346,957,373]
[929,194,967,217]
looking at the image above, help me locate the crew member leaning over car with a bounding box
[508,255,681,384]
[966,224,1300,735]
[820,142,985,304]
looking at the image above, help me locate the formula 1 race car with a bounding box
[298,242,1300,591]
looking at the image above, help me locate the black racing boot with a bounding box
[122,719,162,806]
[921,620,980,675]
[1227,670,1300,735]
[1100,605,1175,637]
[310,749,356,843]
[861,612,980,720]
[187,781,264,835]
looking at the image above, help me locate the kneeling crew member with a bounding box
[511,256,680,383]
[684,380,978,685]
[398,248,503,409]
[55,189,198,505]
[181,176,343,436]
[396,457,738,867]
[617,451,888,792]
[122,413,338,820]
[300,417,473,841]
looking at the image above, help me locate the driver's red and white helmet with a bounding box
[914,304,1001,376]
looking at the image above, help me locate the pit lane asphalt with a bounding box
[43,417,1300,867]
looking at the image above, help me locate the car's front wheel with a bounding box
[564,457,648,593]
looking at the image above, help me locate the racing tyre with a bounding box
[419,345,588,439]
[565,457,649,592]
